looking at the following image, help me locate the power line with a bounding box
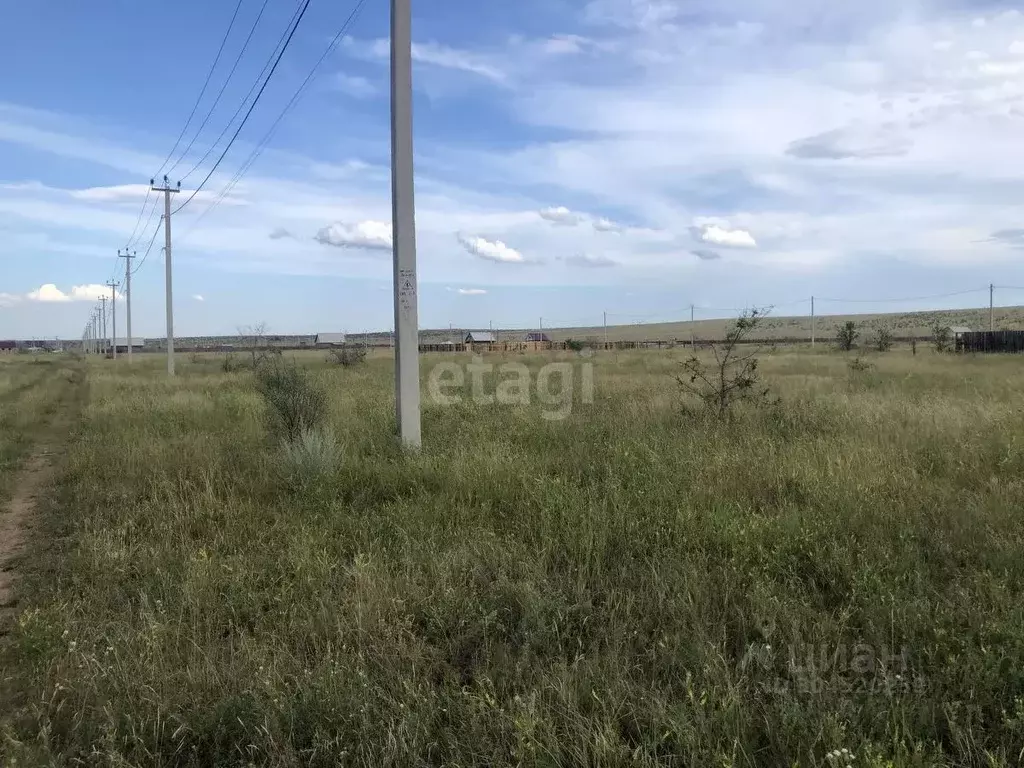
[170,0,275,179]
[154,0,246,178]
[131,215,164,276]
[180,0,306,184]
[816,287,988,304]
[123,187,152,248]
[179,0,370,238]
[172,0,314,216]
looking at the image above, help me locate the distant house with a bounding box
[113,337,145,353]
[315,333,347,347]
[0,340,16,353]
[948,326,971,338]
[526,332,550,343]
[465,331,495,347]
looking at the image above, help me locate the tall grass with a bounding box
[3,350,1024,766]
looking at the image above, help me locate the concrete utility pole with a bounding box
[390,0,421,449]
[92,312,99,354]
[106,280,118,360]
[690,304,695,350]
[119,250,135,363]
[99,296,108,355]
[152,176,180,376]
[811,296,816,349]
[990,283,995,333]
[603,310,608,349]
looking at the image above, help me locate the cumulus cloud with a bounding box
[592,217,623,233]
[269,227,294,240]
[192,294,205,302]
[315,221,393,251]
[25,283,118,302]
[690,224,757,249]
[538,206,583,225]
[0,292,21,307]
[566,253,617,267]
[456,233,527,263]
[691,249,722,260]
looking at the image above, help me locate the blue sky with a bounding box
[4,0,1024,339]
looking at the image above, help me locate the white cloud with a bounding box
[346,36,505,82]
[691,224,757,249]
[25,283,118,302]
[456,233,527,263]
[566,253,617,267]
[538,206,583,225]
[0,292,21,307]
[457,288,487,295]
[268,227,294,240]
[592,217,623,233]
[69,183,229,205]
[336,73,377,98]
[315,221,393,251]
[192,294,205,302]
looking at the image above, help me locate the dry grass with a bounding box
[2,349,1024,766]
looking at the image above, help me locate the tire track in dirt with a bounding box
[0,363,86,631]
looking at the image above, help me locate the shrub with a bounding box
[327,344,368,368]
[254,358,328,442]
[874,327,894,352]
[848,355,874,372]
[676,308,772,420]
[565,338,586,352]
[222,352,246,373]
[932,323,952,353]
[279,425,339,490]
[836,321,858,351]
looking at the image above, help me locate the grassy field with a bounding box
[2,347,1024,766]
[542,305,1024,344]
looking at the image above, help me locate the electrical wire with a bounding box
[179,0,369,238]
[181,0,305,185]
[172,0,314,216]
[816,287,988,304]
[123,187,152,249]
[131,216,165,276]
[153,0,246,179]
[170,0,275,179]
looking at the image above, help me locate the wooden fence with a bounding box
[956,330,1024,353]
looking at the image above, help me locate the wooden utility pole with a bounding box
[119,250,135,363]
[106,280,118,360]
[690,304,695,350]
[603,310,608,349]
[152,176,180,376]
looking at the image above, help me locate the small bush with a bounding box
[279,425,339,490]
[676,308,772,420]
[222,352,246,373]
[932,323,952,353]
[254,359,328,442]
[327,344,367,367]
[565,338,586,352]
[848,355,873,372]
[874,327,893,352]
[836,321,858,351]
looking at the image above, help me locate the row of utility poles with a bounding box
[77,0,420,449]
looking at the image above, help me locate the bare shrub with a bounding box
[327,344,367,367]
[254,358,327,442]
[874,327,894,352]
[676,308,772,420]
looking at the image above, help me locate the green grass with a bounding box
[3,349,1024,766]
